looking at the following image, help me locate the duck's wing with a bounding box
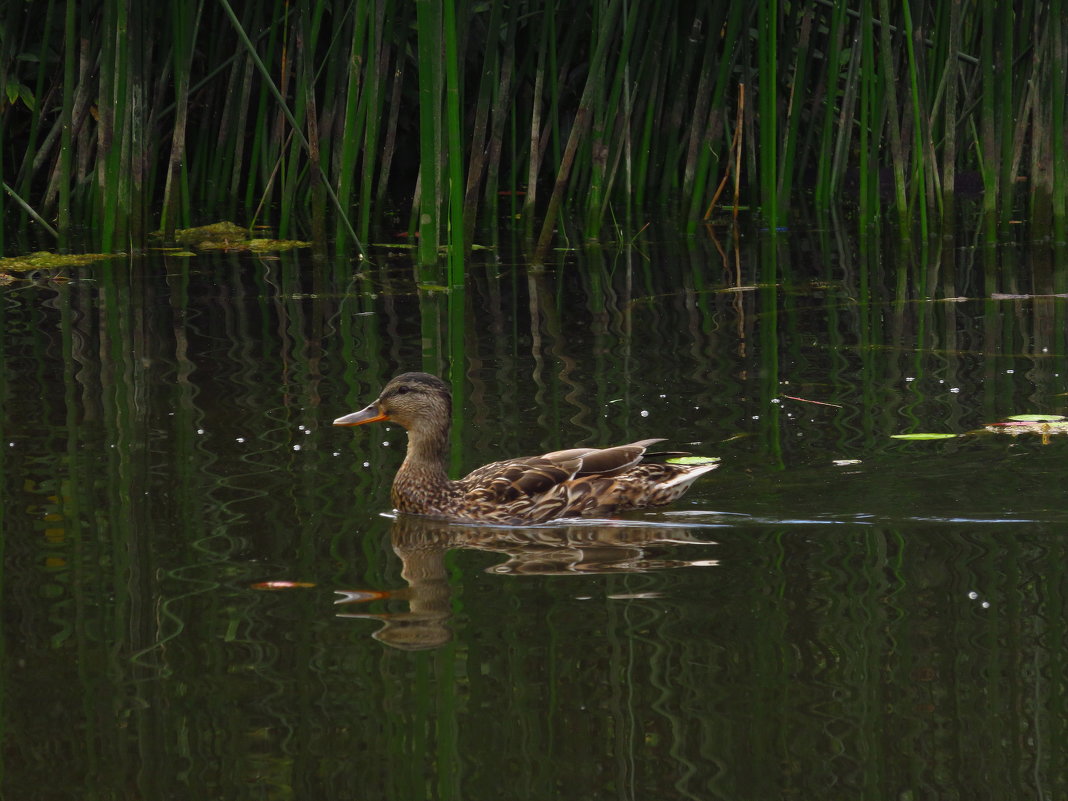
[461,456,581,503]
[460,439,667,503]
[556,438,665,476]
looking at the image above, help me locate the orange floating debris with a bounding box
[250,581,317,591]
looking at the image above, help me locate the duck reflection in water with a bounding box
[335,514,718,651]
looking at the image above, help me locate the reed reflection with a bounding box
[335,514,718,650]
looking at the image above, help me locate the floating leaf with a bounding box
[890,433,958,441]
[984,419,1068,439]
[0,251,117,271]
[1005,414,1065,422]
[664,456,721,465]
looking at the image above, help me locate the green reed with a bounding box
[414,0,442,266]
[1053,0,1067,243]
[2,2,1065,259]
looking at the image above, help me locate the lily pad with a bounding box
[890,433,958,441]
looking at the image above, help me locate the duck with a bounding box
[333,372,718,525]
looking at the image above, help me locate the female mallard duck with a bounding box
[333,372,718,525]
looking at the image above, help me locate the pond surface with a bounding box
[3,221,1068,799]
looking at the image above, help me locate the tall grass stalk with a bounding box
[757,0,778,228]
[813,1,849,210]
[877,0,910,234]
[414,0,443,266]
[442,0,465,283]
[2,182,58,238]
[2,1,1065,255]
[219,0,365,255]
[335,3,368,249]
[161,0,197,241]
[1052,0,1067,240]
[57,0,75,249]
[533,0,621,263]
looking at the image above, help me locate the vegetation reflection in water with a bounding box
[1,219,1067,798]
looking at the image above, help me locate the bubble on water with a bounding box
[292,444,302,451]
[640,410,649,418]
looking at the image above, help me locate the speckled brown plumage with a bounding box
[333,372,718,525]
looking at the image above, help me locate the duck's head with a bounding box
[333,372,451,432]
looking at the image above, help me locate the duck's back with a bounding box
[446,441,718,525]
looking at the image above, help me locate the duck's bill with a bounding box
[333,404,389,426]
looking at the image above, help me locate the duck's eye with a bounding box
[395,386,410,395]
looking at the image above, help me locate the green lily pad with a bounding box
[664,456,721,465]
[890,433,958,441]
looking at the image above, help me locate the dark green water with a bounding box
[3,223,1068,799]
